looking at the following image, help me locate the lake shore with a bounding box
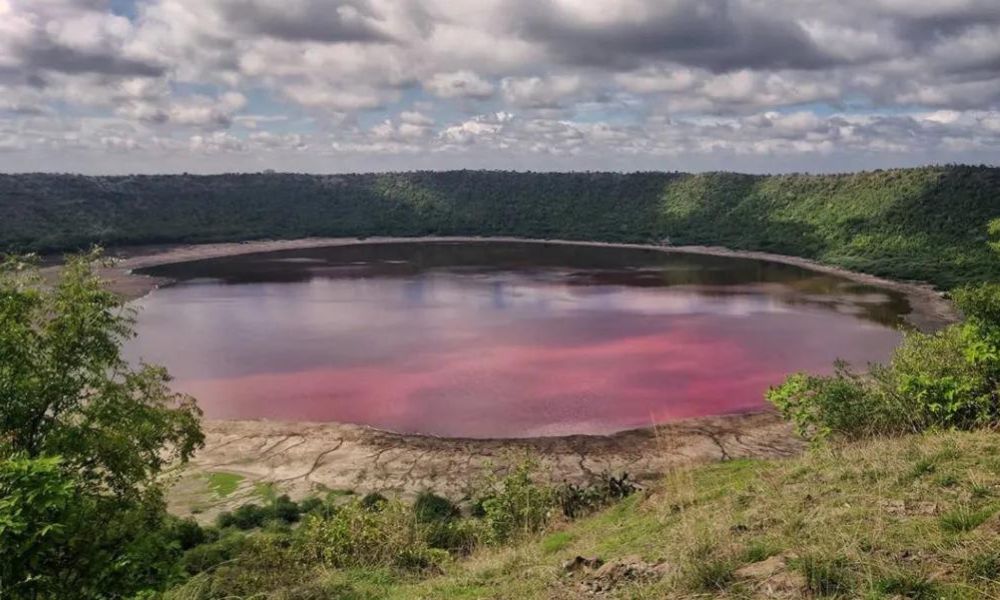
[168,411,801,520]
[77,236,954,515]
[101,235,957,331]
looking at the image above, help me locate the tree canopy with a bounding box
[0,252,203,598]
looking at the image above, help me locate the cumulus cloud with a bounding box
[0,0,997,172]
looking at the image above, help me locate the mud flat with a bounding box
[168,412,800,519]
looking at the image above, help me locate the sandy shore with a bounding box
[102,235,957,330]
[67,235,955,516]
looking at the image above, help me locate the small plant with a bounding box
[796,554,851,597]
[967,551,1000,582]
[477,460,555,544]
[741,539,780,564]
[688,557,734,592]
[907,457,937,480]
[556,472,638,519]
[939,505,994,533]
[876,571,939,599]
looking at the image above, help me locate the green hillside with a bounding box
[167,430,1000,600]
[2,165,999,287]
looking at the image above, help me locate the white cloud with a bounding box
[0,0,996,172]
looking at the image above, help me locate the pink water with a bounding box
[128,242,906,437]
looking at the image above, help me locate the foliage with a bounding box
[0,251,203,493]
[0,455,77,597]
[555,472,638,519]
[768,279,1000,441]
[297,499,448,571]
[477,461,555,544]
[216,494,305,530]
[413,491,460,523]
[3,166,1000,288]
[0,253,204,599]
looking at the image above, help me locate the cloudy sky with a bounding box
[1,0,999,174]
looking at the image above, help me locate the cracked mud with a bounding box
[168,412,801,519]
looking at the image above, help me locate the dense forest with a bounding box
[2,165,999,287]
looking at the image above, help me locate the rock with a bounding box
[734,554,807,599]
[734,555,787,579]
[575,555,673,595]
[563,556,603,573]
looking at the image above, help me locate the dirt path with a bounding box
[168,412,800,520]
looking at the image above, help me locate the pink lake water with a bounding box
[127,241,907,438]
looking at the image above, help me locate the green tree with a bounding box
[0,251,204,598]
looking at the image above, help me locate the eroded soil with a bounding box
[168,412,800,520]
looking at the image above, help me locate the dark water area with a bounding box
[128,241,909,438]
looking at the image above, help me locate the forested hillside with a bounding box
[2,165,998,287]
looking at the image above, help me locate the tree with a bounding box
[0,251,204,598]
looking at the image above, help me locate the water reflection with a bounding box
[128,241,907,437]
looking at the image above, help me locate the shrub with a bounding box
[169,517,211,551]
[769,282,1000,441]
[216,495,304,530]
[217,503,270,530]
[556,472,638,519]
[413,492,460,523]
[273,494,302,524]
[422,518,482,555]
[296,499,446,571]
[181,530,249,575]
[360,492,388,511]
[766,362,874,441]
[477,461,555,544]
[169,534,306,599]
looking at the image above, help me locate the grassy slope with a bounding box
[311,430,1000,599]
[3,166,1000,287]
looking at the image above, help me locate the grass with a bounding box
[539,531,572,554]
[205,471,244,498]
[369,430,1000,599]
[166,429,1000,598]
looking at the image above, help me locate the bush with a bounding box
[769,282,1000,441]
[556,472,638,519]
[169,534,307,599]
[766,362,876,441]
[273,494,302,524]
[181,530,249,575]
[217,503,271,530]
[413,492,460,523]
[360,492,388,511]
[169,517,212,551]
[477,461,555,544]
[216,495,304,530]
[296,499,446,571]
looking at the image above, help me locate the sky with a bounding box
[1,0,999,174]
